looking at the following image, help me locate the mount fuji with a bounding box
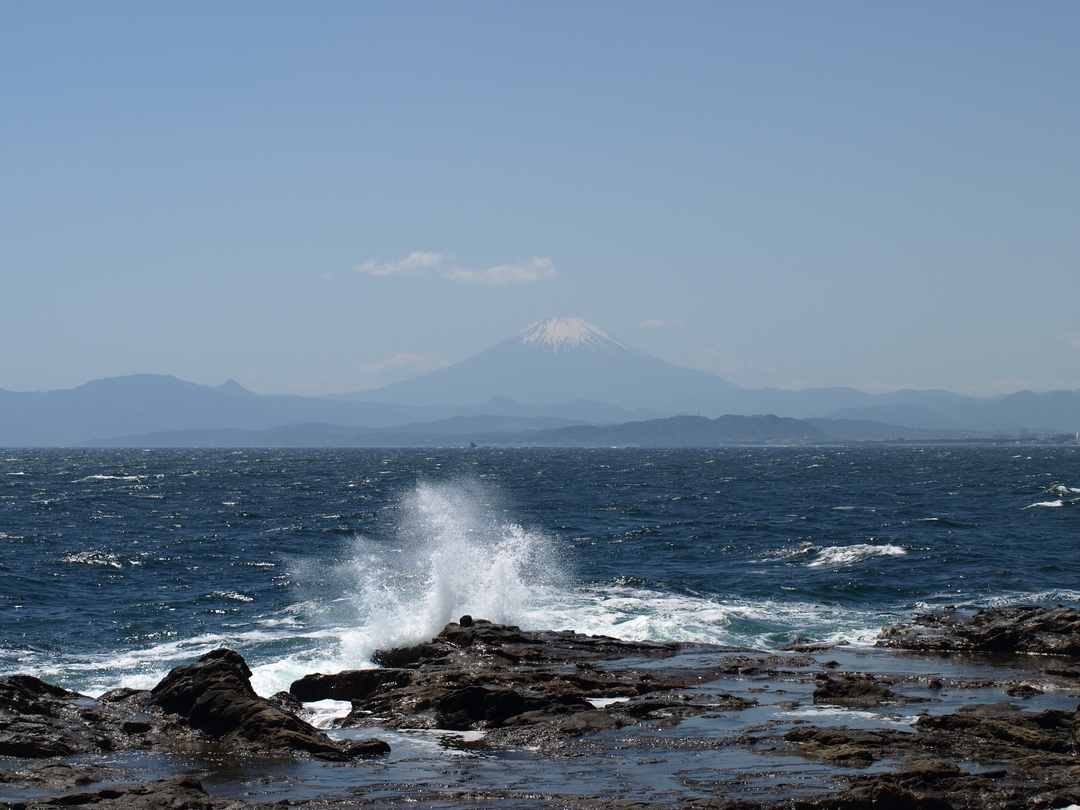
[354,317,742,413]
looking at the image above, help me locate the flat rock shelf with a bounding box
[4,610,1080,810]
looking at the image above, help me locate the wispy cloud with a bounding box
[639,319,683,329]
[356,253,557,284]
[356,251,446,277]
[1058,332,1080,350]
[439,257,557,285]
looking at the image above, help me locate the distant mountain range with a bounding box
[1,316,1078,446]
[92,414,992,448]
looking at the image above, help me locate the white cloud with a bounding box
[355,251,446,276]
[440,256,557,285]
[356,253,557,284]
[1058,332,1080,350]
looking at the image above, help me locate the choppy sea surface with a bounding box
[2,446,1079,699]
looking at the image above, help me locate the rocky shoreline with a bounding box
[4,607,1080,809]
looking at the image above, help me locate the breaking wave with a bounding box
[807,543,907,568]
[247,481,566,694]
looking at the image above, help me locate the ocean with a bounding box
[3,445,1078,700]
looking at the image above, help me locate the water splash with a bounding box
[256,481,564,691]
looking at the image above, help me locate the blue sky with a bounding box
[2,1,1078,396]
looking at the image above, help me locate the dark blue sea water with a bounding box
[2,446,1079,698]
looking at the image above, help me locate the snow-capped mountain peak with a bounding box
[515,317,634,354]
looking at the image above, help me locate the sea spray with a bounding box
[269,481,566,687]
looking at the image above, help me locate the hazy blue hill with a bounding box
[0,375,438,446]
[805,418,985,441]
[93,416,585,448]
[828,389,1080,433]
[4,317,1078,446]
[509,414,832,446]
[824,403,970,431]
[0,373,666,447]
[83,413,1012,449]
[91,423,379,448]
[91,413,832,448]
[963,389,1080,432]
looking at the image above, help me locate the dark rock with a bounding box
[812,673,900,707]
[339,737,391,757]
[0,676,114,758]
[335,619,762,738]
[1004,683,1043,698]
[434,684,593,729]
[26,775,222,810]
[150,648,364,760]
[821,744,876,765]
[556,709,627,736]
[878,604,1080,655]
[438,618,533,647]
[371,643,448,669]
[267,690,304,714]
[290,668,412,702]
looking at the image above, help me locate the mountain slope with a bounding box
[357,317,741,412]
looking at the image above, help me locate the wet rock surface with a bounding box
[149,648,360,760]
[877,604,1080,655]
[0,649,390,807]
[297,618,773,743]
[4,774,246,810]
[4,614,1080,808]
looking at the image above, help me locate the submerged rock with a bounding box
[10,774,232,810]
[812,672,903,707]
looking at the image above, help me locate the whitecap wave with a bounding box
[1049,485,1080,495]
[516,584,885,650]
[61,550,142,568]
[1027,485,1080,508]
[210,591,255,602]
[807,543,907,568]
[76,474,144,482]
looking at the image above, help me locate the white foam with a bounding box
[784,706,917,728]
[76,475,144,482]
[808,543,906,568]
[302,699,353,729]
[61,551,141,568]
[1049,485,1080,495]
[588,697,629,708]
[1026,500,1066,508]
[516,584,884,649]
[211,591,254,602]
